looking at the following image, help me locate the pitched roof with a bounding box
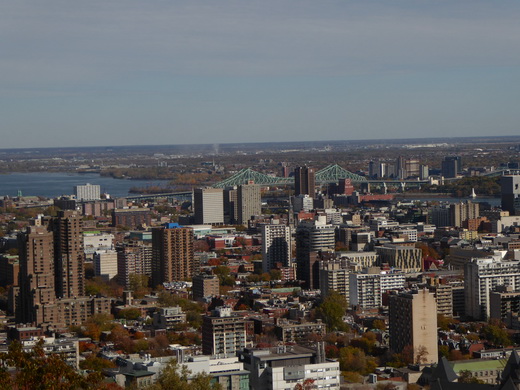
[431,357,458,383]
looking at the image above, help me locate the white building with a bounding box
[194,188,224,225]
[93,250,118,281]
[464,256,520,320]
[239,345,340,390]
[262,223,292,273]
[349,271,405,309]
[84,231,114,258]
[74,183,101,201]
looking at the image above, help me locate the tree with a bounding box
[0,340,118,389]
[128,274,150,297]
[269,269,282,281]
[458,370,485,384]
[293,379,315,390]
[339,346,376,375]
[79,355,117,371]
[415,345,428,365]
[372,319,386,331]
[145,359,222,390]
[117,307,142,321]
[316,291,349,331]
[438,345,449,359]
[480,324,511,347]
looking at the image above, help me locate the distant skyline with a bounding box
[1,0,519,148]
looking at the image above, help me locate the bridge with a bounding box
[213,164,367,188]
[125,191,193,203]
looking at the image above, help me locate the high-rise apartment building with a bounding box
[296,219,335,289]
[194,188,224,225]
[349,271,405,309]
[262,224,292,273]
[396,157,420,179]
[236,183,261,224]
[116,241,152,289]
[17,225,56,325]
[389,289,438,365]
[152,223,194,286]
[202,307,247,357]
[17,214,112,328]
[319,261,349,299]
[464,257,520,320]
[450,201,480,228]
[74,183,101,201]
[47,211,84,298]
[501,174,520,216]
[294,166,316,198]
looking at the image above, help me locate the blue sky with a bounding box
[1,0,519,148]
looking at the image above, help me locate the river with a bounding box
[0,172,170,198]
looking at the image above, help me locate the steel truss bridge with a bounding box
[123,165,512,202]
[213,164,367,188]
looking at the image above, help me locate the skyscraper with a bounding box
[117,241,152,289]
[464,256,520,320]
[223,187,238,224]
[389,289,438,365]
[449,201,479,228]
[47,210,85,298]
[202,307,247,357]
[236,183,261,224]
[441,156,462,178]
[152,223,194,286]
[294,166,316,199]
[296,219,335,289]
[262,224,291,273]
[194,188,224,225]
[501,174,520,216]
[17,213,112,327]
[17,225,56,325]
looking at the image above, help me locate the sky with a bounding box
[1,0,520,148]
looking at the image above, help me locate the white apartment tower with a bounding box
[464,256,520,320]
[194,188,224,225]
[262,224,292,273]
[74,183,101,201]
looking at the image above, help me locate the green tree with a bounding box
[438,345,449,359]
[316,291,349,331]
[117,307,142,320]
[269,269,282,281]
[480,324,511,347]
